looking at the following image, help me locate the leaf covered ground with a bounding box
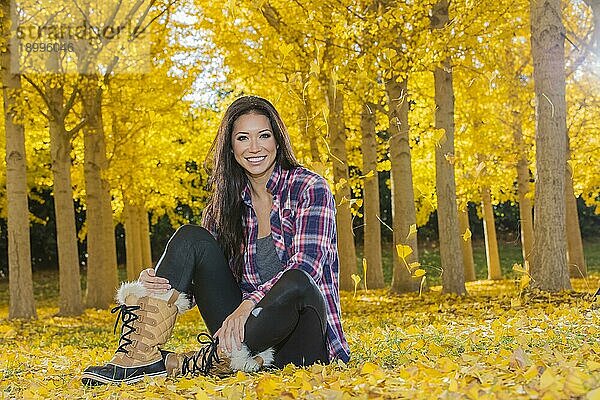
[1,276,600,399]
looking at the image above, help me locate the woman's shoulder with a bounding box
[283,165,332,201]
[285,165,329,189]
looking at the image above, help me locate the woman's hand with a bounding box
[215,300,255,354]
[138,268,171,293]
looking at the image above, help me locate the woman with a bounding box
[82,95,350,386]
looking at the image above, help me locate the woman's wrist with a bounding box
[240,299,255,313]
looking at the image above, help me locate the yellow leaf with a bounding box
[520,274,531,290]
[408,261,421,270]
[448,378,458,392]
[310,61,320,76]
[512,263,527,274]
[413,269,426,277]
[279,42,294,56]
[396,244,413,259]
[587,387,600,400]
[256,376,278,397]
[194,390,210,400]
[433,128,447,147]
[351,274,361,298]
[587,360,600,371]
[361,362,380,374]
[335,178,347,191]
[475,162,486,176]
[407,224,417,239]
[364,170,375,178]
[539,369,558,391]
[524,365,539,381]
[462,228,471,241]
[564,369,590,396]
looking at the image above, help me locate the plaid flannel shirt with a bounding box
[203,161,350,362]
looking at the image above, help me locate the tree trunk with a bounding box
[361,103,384,289]
[431,0,466,295]
[81,74,118,307]
[529,0,571,291]
[565,127,586,277]
[46,55,83,316]
[1,0,37,319]
[385,78,420,293]
[124,198,143,281]
[481,187,502,280]
[512,110,535,265]
[458,207,476,282]
[326,77,356,291]
[124,200,136,281]
[565,166,587,278]
[139,205,152,271]
[101,180,118,287]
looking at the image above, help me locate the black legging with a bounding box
[154,224,329,367]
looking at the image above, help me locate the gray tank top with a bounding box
[255,233,283,283]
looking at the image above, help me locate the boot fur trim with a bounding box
[229,344,274,372]
[255,347,275,367]
[115,281,192,314]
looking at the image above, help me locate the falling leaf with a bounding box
[351,274,361,298]
[362,258,368,292]
[335,178,347,191]
[408,261,421,270]
[413,269,426,278]
[279,43,294,57]
[433,128,447,147]
[475,162,486,176]
[396,244,413,259]
[407,224,417,240]
[462,228,471,241]
[444,153,456,165]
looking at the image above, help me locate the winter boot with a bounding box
[163,333,274,377]
[81,281,191,385]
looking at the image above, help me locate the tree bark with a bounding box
[565,164,587,278]
[431,0,466,295]
[124,200,136,281]
[139,205,153,271]
[46,54,83,316]
[124,198,143,281]
[1,0,37,319]
[529,0,571,291]
[325,77,356,291]
[458,207,476,282]
[385,78,420,293]
[512,110,535,265]
[481,187,502,280]
[361,102,384,289]
[81,74,118,307]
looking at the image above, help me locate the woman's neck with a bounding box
[247,162,276,200]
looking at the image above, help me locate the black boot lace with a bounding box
[181,333,221,375]
[111,304,141,354]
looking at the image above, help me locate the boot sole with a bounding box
[81,370,167,386]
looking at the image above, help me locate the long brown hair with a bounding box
[202,95,301,280]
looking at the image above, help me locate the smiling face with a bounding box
[231,112,279,180]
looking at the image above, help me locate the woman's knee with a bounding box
[276,269,321,303]
[173,224,214,243]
